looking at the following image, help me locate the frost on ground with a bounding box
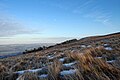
[63,61,77,67]
[103,44,109,47]
[81,45,86,48]
[104,47,113,50]
[60,69,77,75]
[47,55,54,59]
[107,60,115,63]
[59,57,68,62]
[59,58,65,62]
[38,74,48,78]
[95,57,102,59]
[15,68,42,74]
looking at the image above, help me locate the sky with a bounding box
[0,0,120,44]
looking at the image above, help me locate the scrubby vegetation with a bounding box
[0,32,120,80]
[23,46,45,54]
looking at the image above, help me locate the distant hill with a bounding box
[43,32,120,52]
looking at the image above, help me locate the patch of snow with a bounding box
[103,44,109,47]
[16,71,24,74]
[38,74,48,78]
[87,45,92,48]
[59,58,65,62]
[59,57,67,62]
[107,60,115,63]
[60,69,77,75]
[95,57,102,59]
[47,55,54,59]
[47,55,51,58]
[81,45,86,48]
[15,68,42,74]
[104,47,113,50]
[63,61,77,67]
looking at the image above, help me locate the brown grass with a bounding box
[48,60,62,80]
[0,33,120,80]
[17,72,38,80]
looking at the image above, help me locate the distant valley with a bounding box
[0,43,54,56]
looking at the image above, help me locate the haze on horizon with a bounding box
[0,0,120,45]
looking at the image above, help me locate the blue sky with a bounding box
[0,0,120,44]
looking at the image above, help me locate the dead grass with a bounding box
[48,60,62,80]
[0,33,120,80]
[17,72,38,80]
[68,48,120,80]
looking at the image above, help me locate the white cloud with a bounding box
[0,15,41,37]
[72,0,113,26]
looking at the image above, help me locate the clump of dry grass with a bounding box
[10,61,26,71]
[0,63,18,80]
[17,72,38,80]
[68,48,120,80]
[0,63,8,80]
[48,60,62,80]
[0,63,7,73]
